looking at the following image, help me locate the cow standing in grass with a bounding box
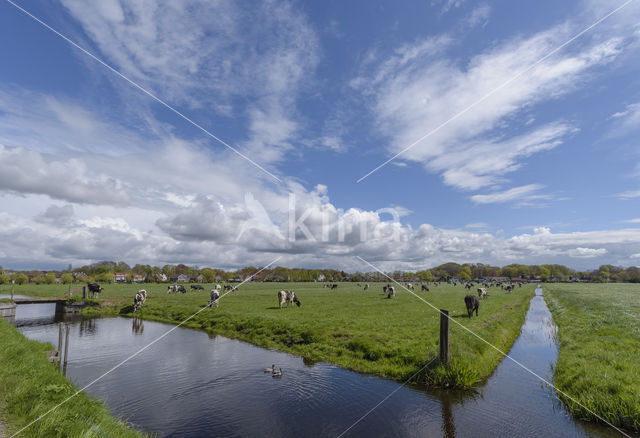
[464,295,479,318]
[385,286,395,298]
[421,284,429,292]
[87,283,102,298]
[477,287,488,299]
[133,289,147,313]
[208,289,220,308]
[278,290,301,309]
[363,283,369,291]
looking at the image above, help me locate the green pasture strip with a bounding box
[0,318,146,438]
[544,283,640,432]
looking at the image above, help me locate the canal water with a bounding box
[4,290,629,437]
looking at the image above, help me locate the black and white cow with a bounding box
[208,289,220,308]
[190,284,204,290]
[421,284,429,292]
[385,286,396,298]
[363,283,369,291]
[87,282,102,298]
[330,284,338,290]
[278,290,301,309]
[477,287,488,299]
[133,289,147,313]
[464,295,479,318]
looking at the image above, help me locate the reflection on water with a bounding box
[13,290,631,438]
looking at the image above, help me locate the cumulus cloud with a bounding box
[0,144,129,205]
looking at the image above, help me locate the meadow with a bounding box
[544,283,640,432]
[0,318,145,437]
[1,281,535,388]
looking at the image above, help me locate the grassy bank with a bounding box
[544,283,640,432]
[2,281,534,388]
[0,319,144,437]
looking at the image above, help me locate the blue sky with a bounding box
[0,0,639,271]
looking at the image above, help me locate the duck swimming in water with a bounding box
[264,364,275,373]
[272,368,283,378]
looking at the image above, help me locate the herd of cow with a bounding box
[89,278,525,317]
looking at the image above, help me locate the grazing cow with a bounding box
[421,284,429,292]
[406,283,414,290]
[87,282,102,298]
[190,284,204,290]
[214,284,222,291]
[167,285,177,294]
[208,289,220,308]
[133,289,147,313]
[330,284,338,290]
[477,287,488,299]
[363,283,369,290]
[504,285,514,293]
[386,286,396,298]
[464,295,479,318]
[278,290,301,309]
[177,285,187,293]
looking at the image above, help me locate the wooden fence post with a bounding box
[82,286,86,299]
[63,323,70,375]
[57,323,63,367]
[439,309,449,364]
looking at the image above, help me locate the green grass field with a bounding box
[0,318,145,438]
[2,281,534,388]
[544,283,640,432]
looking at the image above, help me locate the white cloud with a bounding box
[352,19,625,193]
[0,144,129,205]
[567,247,608,258]
[60,0,320,165]
[471,184,545,204]
[466,4,490,28]
[616,190,640,199]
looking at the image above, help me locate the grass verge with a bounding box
[544,283,640,432]
[0,318,145,437]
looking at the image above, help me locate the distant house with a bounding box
[133,275,145,283]
[194,274,205,283]
[114,273,127,283]
[177,274,190,283]
[155,273,168,282]
[168,276,179,283]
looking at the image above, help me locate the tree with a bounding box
[459,266,472,280]
[45,272,56,284]
[14,273,28,285]
[60,273,74,284]
[0,273,9,284]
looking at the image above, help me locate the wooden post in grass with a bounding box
[63,323,70,375]
[439,309,449,364]
[82,286,86,299]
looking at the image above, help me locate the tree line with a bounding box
[1,261,639,284]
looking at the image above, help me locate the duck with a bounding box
[272,368,283,378]
[264,364,275,373]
